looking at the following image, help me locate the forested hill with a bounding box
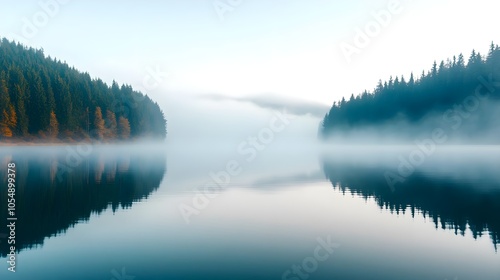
[0,38,166,142]
[321,43,500,140]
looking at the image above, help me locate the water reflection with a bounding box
[321,148,500,251]
[0,146,167,257]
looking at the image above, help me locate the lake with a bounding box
[0,142,499,280]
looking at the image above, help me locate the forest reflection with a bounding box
[0,146,167,257]
[321,151,500,251]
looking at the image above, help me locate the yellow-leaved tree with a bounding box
[94,107,105,140]
[0,109,13,138]
[118,116,131,140]
[48,111,59,139]
[105,110,117,139]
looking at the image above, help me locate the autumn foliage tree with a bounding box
[118,117,131,140]
[0,109,12,138]
[48,111,59,139]
[0,105,17,138]
[105,110,117,139]
[94,107,105,140]
[8,105,16,128]
[0,73,16,138]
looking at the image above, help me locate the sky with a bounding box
[1,0,499,110]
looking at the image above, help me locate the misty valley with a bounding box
[1,26,500,280]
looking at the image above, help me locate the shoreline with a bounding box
[0,139,167,147]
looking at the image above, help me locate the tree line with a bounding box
[321,42,500,138]
[0,38,167,142]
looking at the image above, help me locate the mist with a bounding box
[145,92,325,193]
[200,93,331,118]
[321,100,500,145]
[144,92,500,194]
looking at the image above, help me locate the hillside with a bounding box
[0,38,166,142]
[321,43,500,142]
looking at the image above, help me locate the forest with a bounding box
[321,43,500,139]
[0,38,167,142]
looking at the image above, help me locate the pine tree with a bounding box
[457,53,465,68]
[28,73,49,133]
[408,73,415,87]
[9,68,29,136]
[488,41,496,60]
[340,97,346,107]
[431,61,438,76]
[468,50,477,65]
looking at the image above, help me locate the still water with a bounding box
[0,144,499,280]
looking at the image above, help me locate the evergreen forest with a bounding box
[0,38,167,142]
[321,43,500,139]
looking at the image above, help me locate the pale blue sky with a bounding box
[1,0,499,108]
